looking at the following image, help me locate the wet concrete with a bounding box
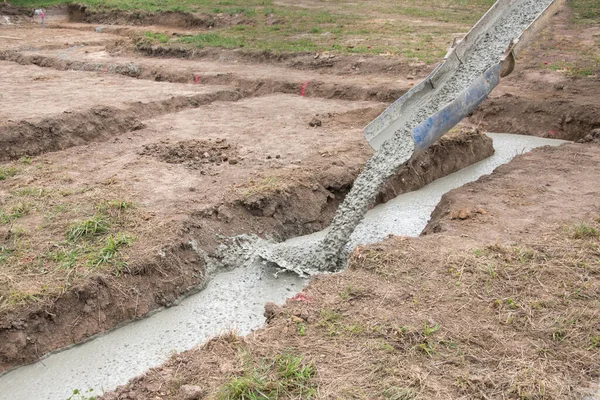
[259,0,555,273]
[0,265,306,400]
[0,133,566,400]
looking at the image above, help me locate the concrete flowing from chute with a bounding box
[0,133,567,400]
[257,0,555,275]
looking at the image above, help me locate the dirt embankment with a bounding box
[103,141,600,400]
[0,130,492,373]
[67,4,252,29]
[133,41,428,76]
[471,90,600,142]
[0,89,241,162]
[0,50,410,104]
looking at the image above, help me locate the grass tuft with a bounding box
[571,223,600,239]
[89,233,133,267]
[0,166,18,181]
[218,353,316,400]
[67,215,110,241]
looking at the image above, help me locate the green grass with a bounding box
[67,215,110,241]
[0,202,31,225]
[12,0,496,61]
[179,32,247,49]
[0,166,18,181]
[218,353,317,400]
[570,0,600,24]
[144,31,170,43]
[571,223,600,239]
[89,233,132,267]
[548,61,596,77]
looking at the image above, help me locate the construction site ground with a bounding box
[0,0,599,398]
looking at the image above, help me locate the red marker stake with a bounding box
[301,81,310,97]
[195,75,201,84]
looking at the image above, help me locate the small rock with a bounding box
[407,75,415,80]
[146,382,161,393]
[228,158,238,165]
[309,117,322,127]
[451,208,471,220]
[264,302,283,322]
[216,205,233,223]
[180,384,205,400]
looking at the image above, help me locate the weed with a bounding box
[97,200,135,216]
[548,61,596,77]
[318,308,343,335]
[507,298,519,310]
[319,308,343,324]
[48,247,79,269]
[423,322,440,336]
[15,187,52,198]
[67,388,97,400]
[296,322,307,336]
[89,233,133,267]
[0,166,18,181]
[144,31,170,43]
[0,202,32,225]
[180,33,246,49]
[218,353,316,399]
[589,335,600,349]
[0,245,14,264]
[67,215,110,241]
[8,288,39,305]
[416,342,436,357]
[572,223,599,239]
[552,330,567,343]
[339,284,362,300]
[19,156,32,165]
[344,323,365,336]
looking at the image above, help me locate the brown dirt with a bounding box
[68,4,252,29]
[102,141,600,400]
[0,88,492,371]
[139,138,240,172]
[0,44,418,102]
[0,61,241,161]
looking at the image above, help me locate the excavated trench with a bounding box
[0,133,567,400]
[0,130,492,373]
[0,50,409,103]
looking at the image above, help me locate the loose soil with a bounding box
[103,141,600,400]
[0,88,492,372]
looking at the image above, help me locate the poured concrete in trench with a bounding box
[0,133,566,400]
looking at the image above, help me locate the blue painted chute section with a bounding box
[412,64,501,151]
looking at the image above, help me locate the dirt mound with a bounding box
[68,4,251,28]
[471,94,600,141]
[140,138,239,171]
[0,4,33,16]
[134,42,429,77]
[578,128,600,144]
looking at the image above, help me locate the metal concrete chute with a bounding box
[364,0,565,153]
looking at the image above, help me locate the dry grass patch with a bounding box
[106,218,600,399]
[0,158,150,313]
